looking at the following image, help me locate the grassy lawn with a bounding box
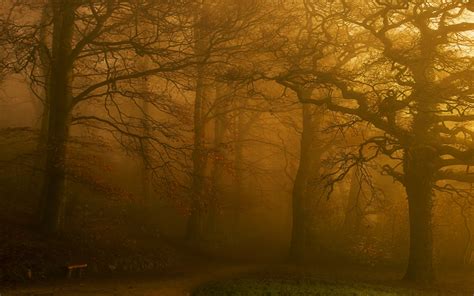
[192,278,435,296]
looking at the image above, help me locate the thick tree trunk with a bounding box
[39,0,75,235]
[41,116,70,234]
[403,147,435,282]
[289,103,314,261]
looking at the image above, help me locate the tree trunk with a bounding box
[186,2,212,243]
[448,197,474,265]
[341,168,363,238]
[137,55,153,202]
[140,97,152,202]
[186,64,209,243]
[403,147,435,282]
[460,207,472,266]
[233,107,245,229]
[289,103,314,261]
[39,0,75,235]
[35,3,52,138]
[29,3,52,221]
[207,83,228,236]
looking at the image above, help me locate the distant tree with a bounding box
[184,0,286,243]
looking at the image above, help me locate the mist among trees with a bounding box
[1,0,473,294]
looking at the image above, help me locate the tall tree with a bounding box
[289,101,317,260]
[276,0,474,282]
[40,0,76,233]
[2,0,199,234]
[184,0,279,242]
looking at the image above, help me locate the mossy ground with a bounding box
[192,278,434,296]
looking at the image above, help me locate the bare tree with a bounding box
[184,0,285,243]
[1,0,200,234]
[273,0,474,282]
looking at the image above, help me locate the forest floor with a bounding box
[1,264,261,296]
[3,264,474,296]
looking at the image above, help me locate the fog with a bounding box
[1,0,474,294]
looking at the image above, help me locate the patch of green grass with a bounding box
[192,278,432,296]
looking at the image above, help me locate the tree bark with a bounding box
[39,0,75,235]
[403,146,435,282]
[30,3,52,220]
[186,1,212,243]
[186,62,209,243]
[289,103,315,261]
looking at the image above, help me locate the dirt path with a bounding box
[2,265,262,296]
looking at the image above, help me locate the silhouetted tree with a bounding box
[276,0,474,282]
[1,0,200,234]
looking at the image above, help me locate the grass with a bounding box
[192,278,435,296]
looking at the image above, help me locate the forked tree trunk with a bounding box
[39,0,75,234]
[403,147,435,282]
